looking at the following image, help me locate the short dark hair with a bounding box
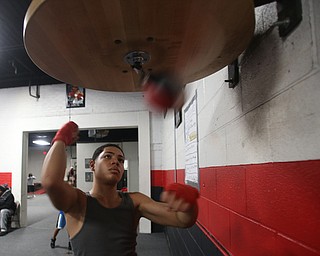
[92,144,124,160]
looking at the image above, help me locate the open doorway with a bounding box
[24,128,138,226]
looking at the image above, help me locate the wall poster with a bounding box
[66,84,85,108]
[85,172,93,182]
[184,92,199,189]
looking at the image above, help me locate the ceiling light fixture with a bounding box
[32,140,50,146]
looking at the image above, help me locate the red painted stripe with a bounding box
[176,169,185,183]
[151,169,185,187]
[151,170,165,187]
[152,159,320,255]
[164,170,175,186]
[151,169,175,187]
[0,172,12,187]
[245,161,320,251]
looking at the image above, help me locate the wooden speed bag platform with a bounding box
[24,0,255,92]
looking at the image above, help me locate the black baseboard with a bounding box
[165,224,223,256]
[151,186,165,232]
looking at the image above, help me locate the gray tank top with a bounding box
[71,192,138,256]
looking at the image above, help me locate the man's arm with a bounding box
[132,183,199,228]
[41,122,80,213]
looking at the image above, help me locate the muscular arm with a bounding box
[131,192,198,228]
[41,141,80,213]
[41,122,82,215]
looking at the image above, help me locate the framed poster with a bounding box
[84,158,91,169]
[85,172,93,182]
[66,84,85,108]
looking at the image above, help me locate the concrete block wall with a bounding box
[150,112,163,171]
[159,1,320,255]
[0,84,156,232]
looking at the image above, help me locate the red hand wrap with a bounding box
[52,121,78,146]
[165,183,199,205]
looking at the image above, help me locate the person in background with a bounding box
[41,121,199,256]
[0,184,16,236]
[50,210,72,251]
[27,173,37,198]
[67,167,76,187]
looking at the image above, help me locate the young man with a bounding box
[41,121,199,255]
[0,184,16,236]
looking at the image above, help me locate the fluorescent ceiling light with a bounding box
[32,140,50,146]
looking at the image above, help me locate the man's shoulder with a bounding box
[127,191,144,198]
[127,192,153,206]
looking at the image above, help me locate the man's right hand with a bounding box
[52,121,79,146]
[161,183,199,212]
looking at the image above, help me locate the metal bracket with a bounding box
[29,84,40,99]
[254,0,275,8]
[225,0,301,89]
[254,0,302,38]
[124,50,151,85]
[124,51,150,72]
[276,0,302,37]
[225,59,239,89]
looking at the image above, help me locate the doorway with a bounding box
[23,128,138,226]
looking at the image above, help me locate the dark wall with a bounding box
[151,186,165,232]
[166,225,224,256]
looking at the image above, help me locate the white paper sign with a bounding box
[184,94,198,186]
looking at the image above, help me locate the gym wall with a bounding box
[154,1,320,255]
[0,86,154,230]
[0,1,318,255]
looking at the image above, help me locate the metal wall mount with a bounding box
[276,0,302,37]
[226,0,302,88]
[225,59,239,89]
[29,84,40,99]
[254,0,302,38]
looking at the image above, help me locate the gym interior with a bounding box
[0,1,319,255]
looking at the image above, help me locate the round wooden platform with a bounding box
[24,0,255,92]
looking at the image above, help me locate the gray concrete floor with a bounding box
[0,194,171,256]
